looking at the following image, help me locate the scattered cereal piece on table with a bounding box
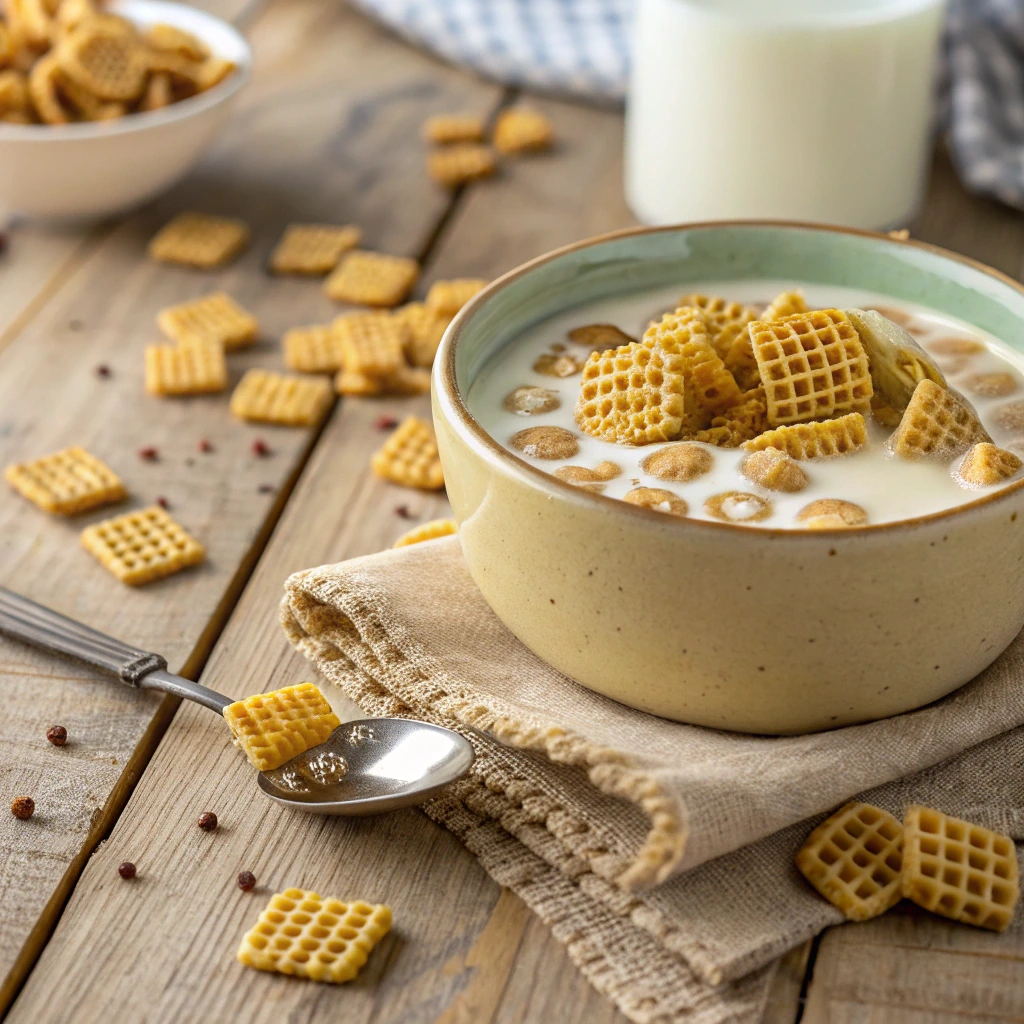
[148,212,250,269]
[158,291,258,350]
[424,278,487,318]
[270,224,362,276]
[393,518,458,548]
[902,805,1019,932]
[324,250,419,307]
[422,113,485,144]
[237,888,391,983]
[283,324,345,374]
[81,505,204,585]
[795,802,904,922]
[230,369,333,428]
[223,682,340,772]
[957,442,1023,488]
[370,416,444,490]
[796,498,868,529]
[623,487,688,518]
[427,144,497,188]
[891,380,990,461]
[393,303,449,368]
[335,313,407,377]
[5,446,126,515]
[493,106,553,155]
[144,340,227,395]
[743,413,868,460]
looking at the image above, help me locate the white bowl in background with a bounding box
[0,0,251,222]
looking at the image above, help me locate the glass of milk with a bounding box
[625,0,947,229]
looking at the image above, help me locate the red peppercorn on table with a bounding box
[0,2,1022,1021]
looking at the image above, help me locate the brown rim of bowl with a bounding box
[437,218,1024,536]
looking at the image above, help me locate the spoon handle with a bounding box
[0,587,232,713]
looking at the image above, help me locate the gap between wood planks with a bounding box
[0,31,515,1024]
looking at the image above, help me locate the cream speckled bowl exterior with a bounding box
[432,222,1024,735]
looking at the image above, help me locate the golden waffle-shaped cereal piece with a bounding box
[687,426,738,448]
[393,518,458,548]
[237,888,391,983]
[533,351,584,377]
[230,369,333,428]
[81,506,204,585]
[427,144,497,187]
[6,446,125,515]
[892,380,991,461]
[371,416,444,490]
[324,250,419,307]
[28,53,70,124]
[224,683,340,772]
[723,331,763,393]
[138,71,172,111]
[144,340,227,395]
[149,213,250,269]
[0,69,31,118]
[56,70,126,120]
[795,802,904,922]
[553,461,620,492]
[678,294,759,360]
[424,278,487,318]
[509,425,579,460]
[422,113,485,143]
[640,443,712,482]
[145,22,209,60]
[644,309,742,416]
[334,313,406,377]
[503,385,560,415]
[751,309,873,426]
[624,486,688,517]
[158,291,258,350]
[902,805,1019,932]
[963,372,1018,398]
[741,447,808,493]
[704,491,773,523]
[283,324,345,374]
[575,342,687,445]
[567,323,637,351]
[270,224,361,276]
[797,498,868,529]
[761,290,809,322]
[394,303,449,368]
[56,19,146,101]
[334,364,431,398]
[705,386,768,444]
[493,105,553,154]
[957,442,1023,489]
[744,413,868,460]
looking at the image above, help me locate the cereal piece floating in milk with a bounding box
[796,499,868,529]
[640,443,712,482]
[891,380,990,461]
[744,413,868,460]
[956,443,1023,489]
[509,425,580,460]
[741,447,808,493]
[929,337,985,357]
[503,385,561,415]
[533,352,585,378]
[704,491,773,523]
[553,462,621,492]
[623,487,688,518]
[962,372,1018,398]
[567,323,637,351]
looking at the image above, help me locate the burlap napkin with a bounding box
[280,536,1024,1024]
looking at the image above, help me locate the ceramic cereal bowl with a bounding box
[432,222,1024,735]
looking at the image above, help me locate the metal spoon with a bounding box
[0,587,474,815]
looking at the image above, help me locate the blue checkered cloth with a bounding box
[356,0,1024,210]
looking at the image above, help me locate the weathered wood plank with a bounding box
[0,0,502,1012]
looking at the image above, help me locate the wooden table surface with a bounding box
[1,3,1023,1022]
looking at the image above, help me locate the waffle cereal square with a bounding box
[957,442,1023,488]
[893,380,992,461]
[394,303,449,368]
[424,278,487,318]
[902,805,1019,932]
[370,416,444,490]
[237,888,391,983]
[56,19,147,102]
[422,113,485,144]
[761,290,809,322]
[701,385,768,445]
[270,224,362,276]
[324,251,419,307]
[148,212,250,269]
[795,802,904,922]
[677,294,759,360]
[750,309,874,426]
[158,291,258,351]
[334,313,407,377]
[427,144,497,187]
[81,506,204,585]
[283,324,345,374]
[493,106,553,155]
[230,369,333,427]
[743,413,868,460]
[575,342,687,445]
[223,683,341,772]
[393,517,458,548]
[144,341,227,395]
[6,446,126,515]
